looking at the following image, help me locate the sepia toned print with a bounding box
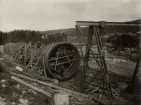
[0,0,141,105]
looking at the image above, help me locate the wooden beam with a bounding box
[11,76,52,97]
[76,21,141,26]
[11,72,105,105]
[11,73,134,105]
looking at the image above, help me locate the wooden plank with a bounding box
[11,73,134,105]
[11,76,52,97]
[11,72,105,105]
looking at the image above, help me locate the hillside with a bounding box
[125,19,141,24]
[42,19,141,36]
[1,19,140,44]
[41,19,140,43]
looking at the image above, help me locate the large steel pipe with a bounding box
[40,42,80,80]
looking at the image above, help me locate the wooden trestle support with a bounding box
[75,21,141,105]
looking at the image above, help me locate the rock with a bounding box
[32,83,38,86]
[52,79,59,84]
[19,98,28,105]
[28,89,37,95]
[1,80,6,83]
[15,66,23,72]
[0,97,5,105]
[19,95,22,98]
[11,102,16,105]
[54,93,69,105]
[1,84,6,88]
[22,90,26,94]
[1,79,7,88]
[15,84,20,90]
[0,58,4,60]
[3,55,7,58]
[12,92,18,98]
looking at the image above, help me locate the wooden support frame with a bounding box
[76,21,141,26]
[76,20,141,104]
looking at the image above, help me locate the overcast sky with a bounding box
[0,0,141,32]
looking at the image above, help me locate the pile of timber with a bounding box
[0,58,98,105]
[0,57,134,105]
